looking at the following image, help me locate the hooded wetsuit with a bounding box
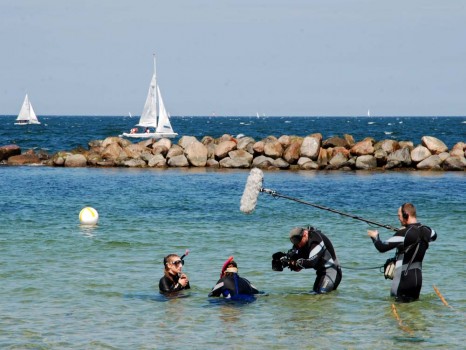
[159,274,191,294]
[293,228,342,294]
[371,223,437,302]
[209,274,259,298]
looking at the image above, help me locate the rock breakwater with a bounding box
[1,133,465,171]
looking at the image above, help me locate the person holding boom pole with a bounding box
[367,203,437,302]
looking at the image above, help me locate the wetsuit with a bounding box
[371,223,437,302]
[293,228,342,294]
[159,274,191,294]
[208,273,259,298]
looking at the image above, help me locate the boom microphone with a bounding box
[239,168,397,231]
[240,168,264,214]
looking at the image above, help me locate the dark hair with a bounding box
[401,203,416,220]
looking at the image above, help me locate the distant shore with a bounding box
[1,133,465,171]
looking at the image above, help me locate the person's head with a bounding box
[398,203,417,225]
[224,260,238,277]
[289,227,309,248]
[163,254,184,276]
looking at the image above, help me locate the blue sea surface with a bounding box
[0,115,465,154]
[0,116,465,349]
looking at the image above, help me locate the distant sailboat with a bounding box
[367,109,371,117]
[120,54,177,139]
[15,94,41,125]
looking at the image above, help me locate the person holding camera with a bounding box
[273,226,342,294]
[208,258,259,299]
[367,203,437,302]
[159,253,191,294]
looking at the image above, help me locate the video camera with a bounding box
[271,249,299,271]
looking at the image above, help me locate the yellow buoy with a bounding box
[79,207,99,225]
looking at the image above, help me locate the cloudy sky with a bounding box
[1,0,465,116]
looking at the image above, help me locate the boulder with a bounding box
[64,154,88,167]
[386,147,412,168]
[122,158,147,167]
[147,154,167,167]
[443,156,466,170]
[411,145,431,163]
[300,136,320,160]
[206,158,219,168]
[416,155,442,170]
[317,148,329,167]
[178,135,198,150]
[184,140,208,167]
[252,155,275,168]
[328,153,348,168]
[167,154,189,167]
[166,145,184,159]
[264,138,284,159]
[421,136,448,154]
[215,140,237,159]
[220,150,253,168]
[355,155,377,170]
[283,140,302,165]
[252,140,265,155]
[7,152,41,165]
[101,143,124,161]
[0,144,21,161]
[374,149,388,167]
[350,139,374,156]
[450,142,466,157]
[273,158,290,169]
[322,136,349,148]
[236,137,256,154]
[123,143,147,159]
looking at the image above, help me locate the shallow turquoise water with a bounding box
[0,167,465,349]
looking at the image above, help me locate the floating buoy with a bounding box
[79,207,99,225]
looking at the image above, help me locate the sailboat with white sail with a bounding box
[120,54,177,139]
[15,94,41,125]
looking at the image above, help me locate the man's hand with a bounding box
[367,230,378,239]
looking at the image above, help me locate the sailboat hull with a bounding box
[119,132,178,139]
[15,120,41,125]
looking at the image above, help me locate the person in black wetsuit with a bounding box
[208,260,259,298]
[285,226,342,294]
[368,202,437,302]
[159,253,191,294]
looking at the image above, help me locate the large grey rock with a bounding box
[166,145,184,159]
[411,145,431,163]
[178,136,198,150]
[443,156,466,170]
[252,155,275,168]
[215,140,237,159]
[386,147,412,168]
[122,158,147,167]
[219,150,253,168]
[64,154,88,167]
[236,137,256,154]
[300,136,320,160]
[416,155,442,170]
[184,140,208,167]
[421,136,448,154]
[167,154,189,167]
[147,154,167,167]
[355,155,377,170]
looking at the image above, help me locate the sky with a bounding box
[1,0,465,117]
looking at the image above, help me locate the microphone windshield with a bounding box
[240,168,264,214]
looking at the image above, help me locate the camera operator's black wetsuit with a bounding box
[208,273,259,298]
[293,228,342,294]
[371,223,437,302]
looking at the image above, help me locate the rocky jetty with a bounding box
[1,134,465,171]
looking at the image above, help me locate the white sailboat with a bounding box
[15,94,41,125]
[120,54,177,139]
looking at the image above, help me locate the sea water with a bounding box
[1,116,465,349]
[0,166,465,349]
